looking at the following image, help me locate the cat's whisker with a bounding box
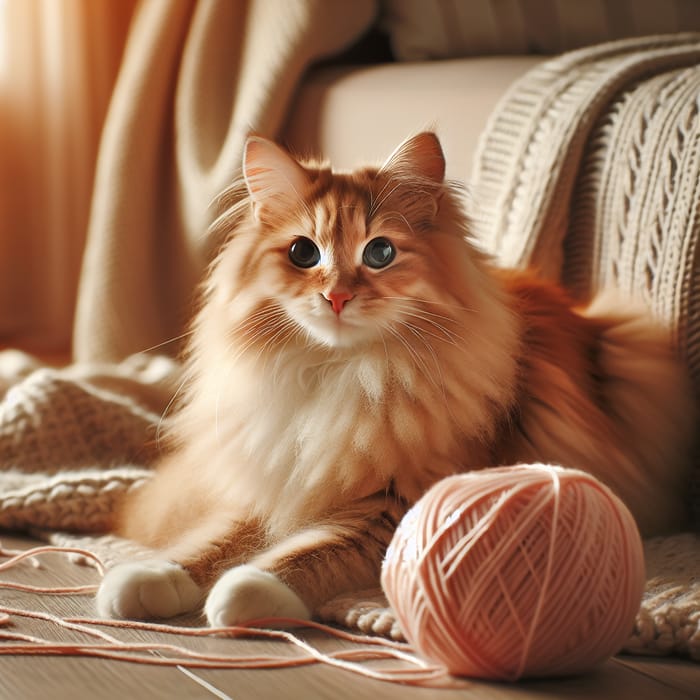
[390,306,465,346]
[233,308,293,353]
[369,180,403,218]
[383,295,477,314]
[232,326,289,368]
[397,321,443,376]
[395,320,456,421]
[231,305,300,370]
[388,300,460,324]
[155,374,190,448]
[255,320,300,374]
[377,330,391,374]
[385,297,465,343]
[368,179,393,218]
[137,329,197,355]
[223,312,289,367]
[402,314,462,346]
[377,211,415,235]
[384,324,439,391]
[235,305,288,329]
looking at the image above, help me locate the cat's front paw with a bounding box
[205,565,310,627]
[96,560,202,620]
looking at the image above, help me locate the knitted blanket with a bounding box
[2,33,700,661]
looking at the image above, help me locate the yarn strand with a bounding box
[0,541,459,688]
[515,466,560,680]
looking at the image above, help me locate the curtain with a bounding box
[0,0,376,362]
[0,0,136,356]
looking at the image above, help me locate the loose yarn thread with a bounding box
[381,464,646,681]
[0,464,645,684]
[0,541,457,687]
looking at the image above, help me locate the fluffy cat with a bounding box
[97,132,695,626]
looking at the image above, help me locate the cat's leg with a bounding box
[97,517,266,620]
[204,564,311,627]
[205,495,403,627]
[96,559,202,619]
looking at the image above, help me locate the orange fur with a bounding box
[115,133,695,615]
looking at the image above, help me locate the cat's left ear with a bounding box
[379,132,445,186]
[243,136,311,220]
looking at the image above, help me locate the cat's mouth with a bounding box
[299,302,376,349]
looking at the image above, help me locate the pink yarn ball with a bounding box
[381,465,645,680]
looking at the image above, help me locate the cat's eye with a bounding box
[363,237,396,269]
[289,237,321,268]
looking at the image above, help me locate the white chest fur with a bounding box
[192,344,445,523]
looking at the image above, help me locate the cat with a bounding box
[96,132,696,626]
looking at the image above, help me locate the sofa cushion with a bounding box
[282,56,542,182]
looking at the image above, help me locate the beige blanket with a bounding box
[1,9,699,662]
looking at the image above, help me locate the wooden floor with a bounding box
[1,534,698,700]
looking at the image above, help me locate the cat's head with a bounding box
[210,132,476,351]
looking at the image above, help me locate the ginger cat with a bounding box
[97,132,695,626]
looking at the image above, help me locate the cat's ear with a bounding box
[243,136,311,219]
[379,132,445,185]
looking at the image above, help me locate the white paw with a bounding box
[205,565,310,627]
[96,560,202,620]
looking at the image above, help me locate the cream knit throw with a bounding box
[470,32,700,526]
[1,34,700,661]
[0,351,178,532]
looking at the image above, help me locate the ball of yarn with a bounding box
[381,464,645,680]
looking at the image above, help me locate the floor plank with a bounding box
[1,533,699,700]
[615,656,700,698]
[0,656,216,700]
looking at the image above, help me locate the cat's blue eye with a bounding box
[363,237,396,269]
[289,237,321,268]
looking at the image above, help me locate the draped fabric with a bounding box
[0,0,136,354]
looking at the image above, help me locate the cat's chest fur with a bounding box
[194,330,513,529]
[226,347,427,475]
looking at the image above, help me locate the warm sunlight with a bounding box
[0,0,7,80]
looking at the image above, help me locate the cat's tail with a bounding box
[582,291,696,535]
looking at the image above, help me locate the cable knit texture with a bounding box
[1,33,699,660]
[0,352,178,532]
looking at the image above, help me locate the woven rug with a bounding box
[316,532,700,661]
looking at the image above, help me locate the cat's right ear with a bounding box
[243,136,311,220]
[379,132,445,186]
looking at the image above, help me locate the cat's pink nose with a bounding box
[324,291,354,315]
